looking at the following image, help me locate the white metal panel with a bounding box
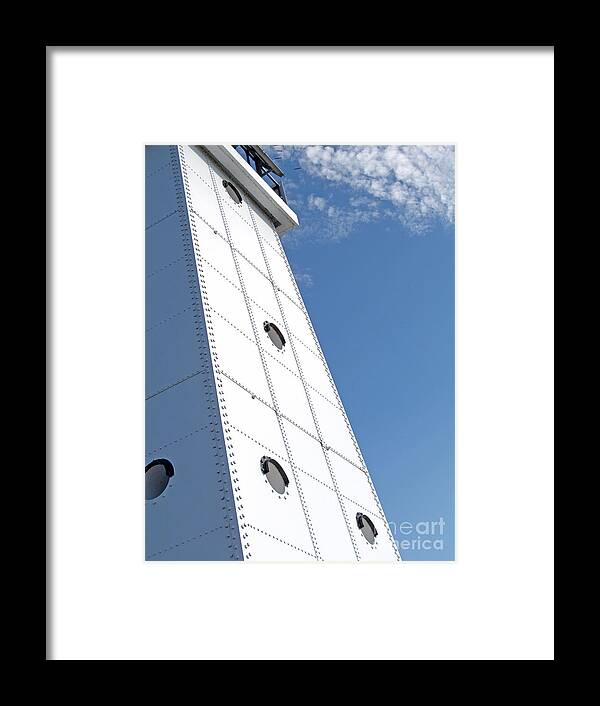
[242,526,317,561]
[235,255,282,329]
[224,424,316,557]
[231,227,271,280]
[207,308,272,404]
[218,203,268,274]
[309,387,363,468]
[217,374,281,453]
[326,451,384,520]
[222,206,261,257]
[265,354,319,439]
[282,417,332,487]
[199,258,252,333]
[191,217,238,285]
[253,222,303,307]
[276,280,304,316]
[268,257,303,310]
[251,206,281,251]
[290,337,340,408]
[181,145,214,185]
[278,292,321,358]
[260,339,295,386]
[197,260,253,341]
[296,472,357,561]
[182,159,226,233]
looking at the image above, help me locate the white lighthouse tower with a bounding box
[146,145,400,561]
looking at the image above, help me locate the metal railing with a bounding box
[233,145,288,204]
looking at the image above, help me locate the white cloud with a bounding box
[349,195,378,209]
[322,202,381,240]
[269,145,454,234]
[300,145,454,230]
[307,194,327,211]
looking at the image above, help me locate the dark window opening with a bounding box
[145,458,175,500]
[356,512,378,545]
[260,456,289,495]
[263,321,285,350]
[233,145,288,204]
[223,179,242,205]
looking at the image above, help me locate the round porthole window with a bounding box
[260,456,289,495]
[263,321,285,350]
[223,179,242,204]
[145,459,174,500]
[356,512,378,545]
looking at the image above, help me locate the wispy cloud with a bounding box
[322,202,381,240]
[307,194,327,211]
[269,145,455,238]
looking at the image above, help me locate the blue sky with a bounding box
[264,145,455,560]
